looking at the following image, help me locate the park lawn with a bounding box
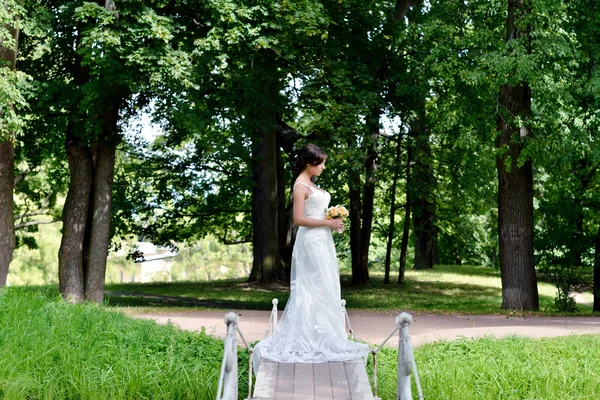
[0,286,236,399]
[1,286,599,400]
[374,334,600,400]
[105,265,595,315]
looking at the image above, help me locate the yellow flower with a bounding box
[338,206,349,218]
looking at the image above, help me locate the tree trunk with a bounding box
[432,228,440,265]
[411,120,435,270]
[58,2,122,302]
[58,28,92,303]
[496,0,538,311]
[249,70,280,283]
[83,0,123,302]
[496,84,537,310]
[0,141,14,287]
[594,225,600,313]
[59,137,93,303]
[359,110,379,282]
[250,132,280,282]
[413,206,433,270]
[349,172,367,284]
[384,137,402,284]
[276,145,292,282]
[398,142,412,284]
[0,20,18,287]
[276,120,300,282]
[84,140,116,302]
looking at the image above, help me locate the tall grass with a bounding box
[0,287,230,399]
[373,335,600,399]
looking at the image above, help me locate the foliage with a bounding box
[8,225,252,285]
[164,236,252,281]
[7,222,62,286]
[0,0,29,140]
[530,0,600,310]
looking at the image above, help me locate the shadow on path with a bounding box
[105,291,243,309]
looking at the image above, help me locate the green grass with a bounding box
[0,286,241,399]
[373,335,600,399]
[105,265,596,315]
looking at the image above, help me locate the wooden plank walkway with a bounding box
[252,360,374,400]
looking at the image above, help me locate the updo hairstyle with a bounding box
[292,144,328,176]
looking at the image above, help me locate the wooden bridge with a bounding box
[216,300,423,400]
[253,359,373,400]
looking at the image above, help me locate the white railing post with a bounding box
[372,348,380,400]
[370,312,423,400]
[217,312,239,400]
[263,298,279,339]
[397,312,423,400]
[271,298,278,333]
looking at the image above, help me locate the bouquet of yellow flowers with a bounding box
[325,205,349,233]
[325,205,349,220]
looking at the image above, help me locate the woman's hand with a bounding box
[328,218,344,231]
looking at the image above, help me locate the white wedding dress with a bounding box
[253,182,369,369]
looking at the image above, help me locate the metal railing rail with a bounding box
[341,299,357,341]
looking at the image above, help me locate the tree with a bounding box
[493,0,578,310]
[383,135,402,283]
[20,0,193,301]
[0,0,25,287]
[56,1,129,303]
[495,0,538,309]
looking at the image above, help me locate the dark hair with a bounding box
[292,143,328,175]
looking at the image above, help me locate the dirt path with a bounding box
[131,309,600,347]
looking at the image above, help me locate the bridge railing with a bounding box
[216,312,239,400]
[217,298,279,400]
[368,312,423,400]
[263,298,279,338]
[218,299,422,400]
[341,299,357,341]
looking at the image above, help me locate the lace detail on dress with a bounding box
[293,181,329,220]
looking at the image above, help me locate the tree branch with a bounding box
[173,209,251,218]
[395,0,422,21]
[15,219,61,230]
[217,228,252,245]
[14,167,33,186]
[14,211,48,220]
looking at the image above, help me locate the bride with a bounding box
[253,144,369,367]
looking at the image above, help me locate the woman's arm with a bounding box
[292,186,344,230]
